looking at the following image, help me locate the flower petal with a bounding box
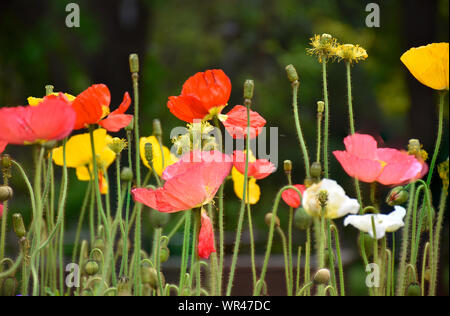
[72,84,111,129]
[221,105,266,139]
[282,184,306,208]
[198,210,216,259]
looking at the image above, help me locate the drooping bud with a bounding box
[420,206,436,233]
[129,54,139,74]
[310,162,322,178]
[294,207,313,231]
[149,209,170,228]
[141,265,157,285]
[313,268,331,285]
[12,213,26,238]
[244,79,254,101]
[120,167,134,182]
[406,283,421,296]
[386,186,409,206]
[264,213,280,228]
[117,276,132,296]
[0,185,13,202]
[144,142,153,165]
[153,119,163,138]
[438,158,449,192]
[0,277,17,296]
[1,154,12,170]
[160,246,170,264]
[283,160,292,175]
[285,64,299,83]
[84,260,99,276]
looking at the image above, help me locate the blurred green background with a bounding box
[1,0,448,295]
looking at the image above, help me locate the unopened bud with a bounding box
[285,64,299,83]
[244,80,254,100]
[153,119,163,138]
[317,101,325,113]
[129,54,140,73]
[294,207,313,231]
[149,209,170,228]
[406,283,421,296]
[264,213,280,228]
[283,160,292,174]
[386,186,409,206]
[84,260,99,276]
[117,276,132,296]
[12,213,26,238]
[160,246,170,264]
[144,143,153,165]
[0,186,13,202]
[313,268,330,285]
[1,154,12,169]
[1,277,17,296]
[120,167,134,182]
[310,162,322,178]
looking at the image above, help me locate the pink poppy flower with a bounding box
[233,151,276,180]
[0,94,76,145]
[0,203,3,218]
[131,150,232,213]
[220,105,267,139]
[333,134,424,186]
[282,184,306,208]
[0,141,6,154]
[198,209,216,259]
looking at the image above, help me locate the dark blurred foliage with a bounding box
[0,0,448,295]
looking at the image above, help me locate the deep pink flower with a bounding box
[282,184,306,208]
[198,210,216,259]
[233,151,276,180]
[0,203,3,218]
[333,134,424,186]
[220,105,267,139]
[0,94,76,145]
[132,150,232,213]
[0,141,6,154]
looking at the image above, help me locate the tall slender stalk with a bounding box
[322,61,330,178]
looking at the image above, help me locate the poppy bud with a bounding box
[12,213,26,238]
[1,154,12,169]
[160,246,170,264]
[141,265,157,285]
[117,276,132,296]
[294,207,313,231]
[1,277,17,296]
[0,185,13,202]
[285,64,299,83]
[420,206,436,233]
[317,101,325,114]
[120,167,133,182]
[283,160,292,174]
[129,53,140,73]
[144,143,153,165]
[406,283,421,296]
[386,186,409,206]
[84,260,99,276]
[313,268,330,285]
[244,79,254,100]
[310,162,322,178]
[149,209,170,228]
[153,119,163,138]
[264,213,280,228]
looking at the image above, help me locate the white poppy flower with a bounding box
[302,179,360,219]
[344,206,407,239]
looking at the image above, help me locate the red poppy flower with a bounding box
[198,209,216,259]
[167,69,232,123]
[233,150,276,180]
[333,134,424,186]
[0,94,76,145]
[0,141,6,154]
[220,105,266,139]
[282,184,306,208]
[72,84,132,131]
[132,150,232,213]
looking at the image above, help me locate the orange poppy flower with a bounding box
[167,69,232,122]
[72,84,132,131]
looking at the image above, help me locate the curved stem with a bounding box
[276,226,291,296]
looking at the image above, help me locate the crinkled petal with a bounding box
[221,105,266,139]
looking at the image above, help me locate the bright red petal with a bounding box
[198,210,216,259]
[99,114,133,132]
[167,95,210,123]
[233,151,276,179]
[109,92,131,116]
[181,69,231,111]
[0,141,7,154]
[222,105,266,139]
[72,84,111,129]
[281,184,306,208]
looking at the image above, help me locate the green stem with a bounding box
[247,198,257,290]
[276,226,292,296]
[431,187,448,295]
[322,61,330,178]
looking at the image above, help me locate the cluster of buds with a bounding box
[172,120,218,155]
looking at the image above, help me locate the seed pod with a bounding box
[84,260,99,276]
[283,160,292,174]
[244,80,254,100]
[285,64,299,83]
[294,207,313,231]
[149,209,170,228]
[406,283,421,296]
[0,185,13,202]
[153,119,163,138]
[12,213,26,238]
[313,269,330,285]
[264,213,280,228]
[120,167,134,182]
[310,162,322,179]
[129,54,139,73]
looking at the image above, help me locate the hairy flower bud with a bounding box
[149,209,170,228]
[120,167,133,182]
[310,162,322,178]
[0,185,13,202]
[406,283,421,296]
[1,277,17,296]
[285,64,299,83]
[144,142,153,165]
[12,213,26,238]
[160,246,170,264]
[294,207,313,231]
[264,213,280,228]
[386,186,409,206]
[313,268,331,285]
[84,260,99,276]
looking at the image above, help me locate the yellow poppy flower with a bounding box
[52,128,115,194]
[231,167,261,205]
[401,43,449,90]
[28,93,76,106]
[140,136,177,176]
